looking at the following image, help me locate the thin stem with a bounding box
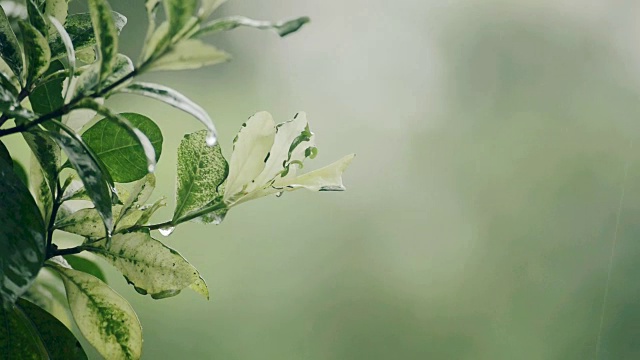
[0,87,30,127]
[50,246,86,257]
[0,68,140,137]
[130,202,228,232]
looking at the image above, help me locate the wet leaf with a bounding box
[80,109,162,182]
[19,20,51,87]
[174,130,228,222]
[52,265,142,360]
[146,39,229,71]
[197,15,310,38]
[84,231,208,299]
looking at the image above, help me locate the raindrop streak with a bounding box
[158,227,175,236]
[275,191,284,198]
[206,132,217,147]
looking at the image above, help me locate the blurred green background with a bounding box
[11,0,640,358]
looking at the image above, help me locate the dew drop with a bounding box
[147,163,156,173]
[275,191,284,198]
[205,132,217,147]
[159,226,175,236]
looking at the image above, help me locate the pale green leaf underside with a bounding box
[174,130,228,222]
[197,15,310,38]
[223,111,353,207]
[85,231,208,299]
[53,265,142,360]
[121,81,217,140]
[146,39,229,71]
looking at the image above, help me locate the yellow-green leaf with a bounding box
[53,265,142,360]
[146,39,229,72]
[84,231,209,300]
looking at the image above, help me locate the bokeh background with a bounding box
[10,0,640,358]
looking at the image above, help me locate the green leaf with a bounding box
[116,173,155,226]
[80,109,162,182]
[15,298,88,359]
[85,231,209,299]
[12,159,29,186]
[48,11,126,61]
[0,138,10,163]
[0,68,18,96]
[29,60,64,125]
[122,81,218,142]
[163,0,197,38]
[52,265,142,360]
[46,123,113,235]
[146,39,229,71]
[26,0,48,37]
[48,15,76,101]
[174,130,227,222]
[197,16,310,38]
[64,255,107,283]
[29,153,55,221]
[87,0,118,87]
[0,5,23,82]
[43,0,68,34]
[0,301,49,358]
[0,156,46,309]
[19,20,51,87]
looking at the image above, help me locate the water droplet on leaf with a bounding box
[205,132,217,146]
[275,191,284,198]
[147,164,156,173]
[159,226,175,236]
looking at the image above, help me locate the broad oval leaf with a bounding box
[53,265,142,360]
[15,298,88,359]
[146,39,229,71]
[85,231,209,299]
[19,20,51,87]
[0,5,23,81]
[174,130,228,222]
[87,0,118,86]
[0,156,46,309]
[23,269,72,328]
[81,110,162,182]
[46,123,113,234]
[197,15,310,38]
[122,82,217,142]
[49,11,126,61]
[29,60,64,124]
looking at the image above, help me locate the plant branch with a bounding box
[0,68,140,137]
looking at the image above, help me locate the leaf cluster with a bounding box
[0,0,351,359]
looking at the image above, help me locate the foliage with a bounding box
[0,0,353,358]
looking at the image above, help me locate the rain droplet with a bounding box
[205,132,217,147]
[159,226,175,236]
[275,191,284,198]
[147,164,156,173]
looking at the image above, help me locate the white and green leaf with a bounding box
[19,20,51,87]
[163,0,197,38]
[87,0,118,86]
[146,39,229,72]
[52,265,142,360]
[0,5,23,82]
[84,231,209,299]
[196,15,310,38]
[121,82,217,142]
